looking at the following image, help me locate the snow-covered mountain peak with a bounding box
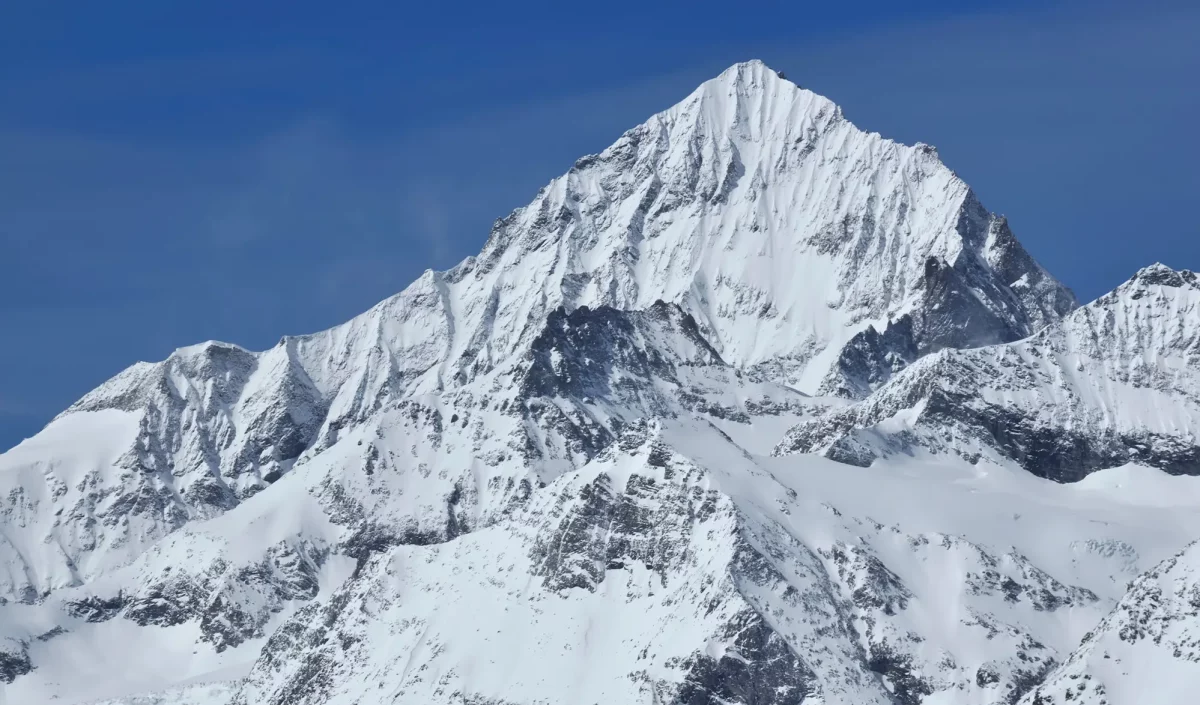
[671,59,843,135]
[1051,261,1199,363]
[0,64,1086,612]
[1120,262,1198,291]
[73,60,1063,411]
[17,62,1200,705]
[454,60,1077,396]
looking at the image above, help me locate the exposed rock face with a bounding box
[0,636,32,684]
[0,61,1196,705]
[822,207,1078,400]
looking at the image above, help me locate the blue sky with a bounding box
[1,0,1197,450]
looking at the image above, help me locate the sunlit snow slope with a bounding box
[777,264,1200,480]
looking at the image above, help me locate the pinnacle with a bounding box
[1130,262,1195,288]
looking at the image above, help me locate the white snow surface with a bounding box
[1017,538,1200,705]
[0,61,1196,705]
[776,263,1200,477]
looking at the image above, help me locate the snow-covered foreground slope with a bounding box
[11,416,1200,705]
[777,264,1200,481]
[1,61,1197,704]
[229,424,1200,705]
[1018,538,1200,705]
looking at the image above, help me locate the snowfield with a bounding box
[1,61,1197,705]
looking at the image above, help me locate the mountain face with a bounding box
[461,60,1076,397]
[0,61,1197,705]
[776,263,1200,481]
[1018,539,1200,705]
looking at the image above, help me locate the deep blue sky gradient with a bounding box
[1,1,1197,450]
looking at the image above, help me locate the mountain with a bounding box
[776,263,1200,481]
[0,59,1079,607]
[1,61,1197,705]
[1018,539,1200,705]
[456,59,1077,397]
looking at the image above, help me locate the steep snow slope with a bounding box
[444,59,1074,396]
[1018,539,1200,705]
[777,264,1200,480]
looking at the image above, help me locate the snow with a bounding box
[0,409,139,481]
[16,619,251,705]
[225,417,1200,704]
[1018,538,1200,705]
[777,263,1200,483]
[1075,463,1200,506]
